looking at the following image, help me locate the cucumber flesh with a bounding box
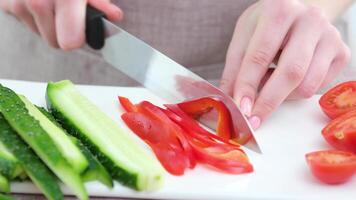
[47,80,164,191]
[0,114,62,200]
[38,107,113,188]
[19,96,88,174]
[0,85,87,200]
[71,136,113,188]
[0,173,10,193]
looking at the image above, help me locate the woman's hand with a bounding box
[0,0,123,49]
[220,0,351,129]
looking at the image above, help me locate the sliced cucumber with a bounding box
[0,173,10,193]
[71,136,113,188]
[0,114,62,200]
[0,141,23,179]
[47,80,164,191]
[0,194,14,200]
[38,106,113,188]
[0,85,87,200]
[19,96,88,173]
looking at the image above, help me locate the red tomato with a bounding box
[319,81,356,119]
[306,150,356,184]
[322,110,356,153]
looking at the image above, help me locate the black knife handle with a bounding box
[86,5,106,49]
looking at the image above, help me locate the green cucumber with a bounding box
[0,173,10,193]
[0,194,14,200]
[47,80,164,191]
[38,106,113,188]
[0,85,87,200]
[0,141,23,179]
[19,96,88,173]
[71,137,113,187]
[0,114,62,200]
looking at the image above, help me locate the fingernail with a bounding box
[249,116,261,130]
[240,97,252,117]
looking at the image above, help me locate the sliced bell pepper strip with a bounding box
[118,96,138,112]
[136,101,196,169]
[164,104,239,147]
[176,96,236,140]
[121,112,192,175]
[187,136,253,174]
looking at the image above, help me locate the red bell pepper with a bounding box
[176,96,236,140]
[118,96,253,175]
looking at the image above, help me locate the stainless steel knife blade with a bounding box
[101,19,262,153]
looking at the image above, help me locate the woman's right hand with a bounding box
[0,0,123,49]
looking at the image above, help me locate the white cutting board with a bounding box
[1,79,355,200]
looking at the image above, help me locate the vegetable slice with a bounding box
[119,96,253,175]
[0,114,63,200]
[0,141,23,179]
[71,137,113,188]
[37,107,113,187]
[47,80,164,191]
[319,81,356,119]
[20,96,88,173]
[0,173,10,193]
[0,85,87,200]
[322,110,356,153]
[306,150,356,184]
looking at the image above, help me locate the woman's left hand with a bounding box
[220,0,351,129]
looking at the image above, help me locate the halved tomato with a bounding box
[322,110,356,153]
[306,150,356,184]
[319,81,356,119]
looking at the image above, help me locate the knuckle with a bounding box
[26,0,47,13]
[283,63,306,83]
[296,84,318,98]
[325,26,342,41]
[11,1,26,16]
[340,45,351,64]
[246,49,271,67]
[257,97,277,114]
[307,6,325,19]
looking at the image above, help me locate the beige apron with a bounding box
[0,0,254,86]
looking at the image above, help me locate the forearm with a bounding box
[303,0,354,21]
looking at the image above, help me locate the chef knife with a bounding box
[85,6,261,153]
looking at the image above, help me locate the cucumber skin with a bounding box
[0,194,14,200]
[0,85,87,200]
[73,137,113,188]
[46,82,139,189]
[0,114,62,200]
[0,155,17,180]
[49,107,138,189]
[0,173,10,193]
[38,106,113,188]
[20,98,89,174]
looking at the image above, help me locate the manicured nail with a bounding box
[240,97,252,117]
[248,116,261,130]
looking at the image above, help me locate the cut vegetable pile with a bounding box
[306,81,356,184]
[0,80,164,199]
[118,96,253,175]
[0,80,252,199]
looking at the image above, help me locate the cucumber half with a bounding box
[19,96,88,174]
[0,85,87,200]
[0,114,62,200]
[46,80,164,191]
